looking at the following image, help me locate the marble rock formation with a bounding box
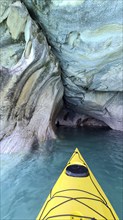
[0,1,63,153]
[23,0,123,131]
[55,107,108,128]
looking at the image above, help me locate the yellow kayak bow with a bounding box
[36,148,118,220]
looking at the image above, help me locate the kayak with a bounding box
[36,148,118,220]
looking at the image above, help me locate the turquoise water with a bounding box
[1,127,123,219]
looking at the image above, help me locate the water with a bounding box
[1,127,123,220]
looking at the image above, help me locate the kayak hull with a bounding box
[36,148,118,220]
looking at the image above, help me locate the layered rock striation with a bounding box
[0,1,63,153]
[23,0,123,131]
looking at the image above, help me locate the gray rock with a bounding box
[23,0,123,130]
[0,1,63,153]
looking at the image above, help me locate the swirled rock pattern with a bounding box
[0,1,63,153]
[23,0,123,131]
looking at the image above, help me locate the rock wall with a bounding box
[55,107,108,128]
[23,0,123,131]
[0,1,63,153]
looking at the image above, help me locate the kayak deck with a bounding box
[36,148,118,220]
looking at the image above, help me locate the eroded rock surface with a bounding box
[55,107,108,128]
[0,1,63,153]
[23,0,123,130]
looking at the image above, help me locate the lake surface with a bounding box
[1,127,123,219]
